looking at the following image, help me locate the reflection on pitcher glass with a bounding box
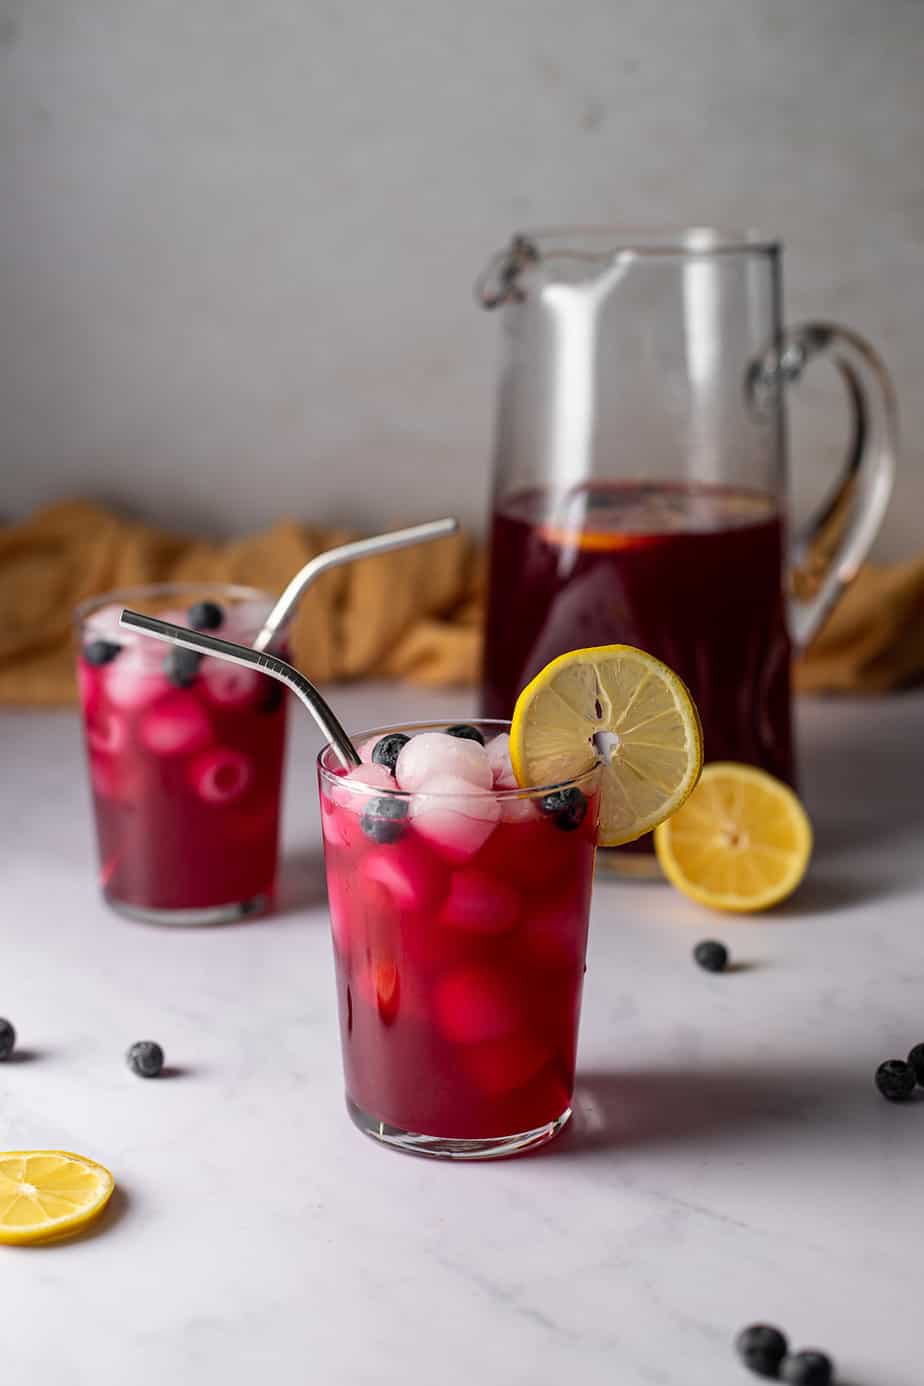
[478,229,896,868]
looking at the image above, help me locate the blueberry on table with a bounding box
[164,648,202,688]
[83,639,121,666]
[188,600,224,631]
[371,733,410,774]
[126,1040,164,1078]
[735,1324,788,1378]
[780,1350,834,1386]
[875,1059,916,1101]
[446,724,486,746]
[360,796,409,845]
[907,1042,924,1086]
[693,940,728,973]
[0,1019,16,1061]
[539,786,587,831]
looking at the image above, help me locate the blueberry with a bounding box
[371,732,410,774]
[735,1324,788,1378]
[446,724,485,746]
[360,796,409,845]
[188,600,224,631]
[0,1019,16,1061]
[907,1042,924,1086]
[693,940,728,973]
[875,1058,916,1101]
[83,639,121,666]
[539,786,587,831]
[258,680,285,716]
[780,1351,834,1386]
[164,647,202,688]
[126,1040,164,1078]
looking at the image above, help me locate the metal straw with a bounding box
[118,610,362,770]
[251,517,459,653]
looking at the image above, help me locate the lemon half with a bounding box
[0,1151,115,1245]
[510,645,703,847]
[654,762,812,912]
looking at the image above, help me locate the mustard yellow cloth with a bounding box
[0,500,920,705]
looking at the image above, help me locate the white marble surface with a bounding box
[2,684,923,1385]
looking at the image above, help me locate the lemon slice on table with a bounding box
[654,762,812,912]
[0,1151,115,1245]
[510,645,703,847]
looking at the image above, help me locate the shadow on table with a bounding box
[25,1185,132,1248]
[549,1063,870,1158]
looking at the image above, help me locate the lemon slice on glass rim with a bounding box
[654,762,813,912]
[509,645,703,847]
[0,1151,115,1245]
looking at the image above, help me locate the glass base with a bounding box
[103,892,269,927]
[347,1098,572,1160]
[596,848,664,881]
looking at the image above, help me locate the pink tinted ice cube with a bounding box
[433,965,526,1045]
[334,763,396,801]
[486,732,518,788]
[140,692,213,756]
[463,1032,551,1095]
[200,658,261,709]
[439,867,520,934]
[362,841,445,916]
[395,732,492,793]
[104,651,169,710]
[409,774,500,863]
[188,747,253,805]
[85,705,128,756]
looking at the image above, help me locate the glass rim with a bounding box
[74,581,274,629]
[521,224,781,259]
[317,718,602,801]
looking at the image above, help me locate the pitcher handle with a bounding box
[769,322,898,650]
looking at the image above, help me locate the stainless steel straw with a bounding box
[118,611,362,770]
[251,517,459,653]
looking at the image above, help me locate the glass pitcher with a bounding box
[477,228,897,859]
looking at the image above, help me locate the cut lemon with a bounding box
[510,645,703,847]
[654,762,812,912]
[0,1151,115,1245]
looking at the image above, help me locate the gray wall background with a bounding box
[2,0,921,555]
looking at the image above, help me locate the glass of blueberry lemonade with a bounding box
[75,584,288,925]
[318,720,601,1158]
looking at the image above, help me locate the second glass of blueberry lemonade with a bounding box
[318,720,601,1158]
[75,584,288,925]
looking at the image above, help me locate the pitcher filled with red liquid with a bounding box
[478,230,896,868]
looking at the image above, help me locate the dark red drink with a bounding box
[482,482,793,784]
[319,723,600,1155]
[77,590,287,923]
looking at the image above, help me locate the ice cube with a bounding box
[84,602,135,644]
[362,841,446,915]
[104,651,169,710]
[395,732,493,793]
[140,693,213,756]
[356,737,382,765]
[409,774,500,863]
[500,793,540,824]
[200,658,261,709]
[463,1032,551,1096]
[523,893,588,973]
[85,706,128,756]
[439,867,520,934]
[334,762,396,800]
[433,965,525,1045]
[223,599,273,643]
[187,747,253,804]
[486,732,518,789]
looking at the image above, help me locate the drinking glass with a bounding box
[318,720,601,1158]
[75,583,288,924]
[478,228,896,861]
